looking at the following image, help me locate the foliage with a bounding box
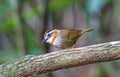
[0,0,119,77]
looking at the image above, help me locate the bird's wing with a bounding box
[60,29,82,41]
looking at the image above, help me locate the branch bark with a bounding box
[1,41,120,77]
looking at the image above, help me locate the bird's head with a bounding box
[42,29,59,44]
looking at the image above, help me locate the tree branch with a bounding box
[1,41,120,77]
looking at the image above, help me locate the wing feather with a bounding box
[60,29,82,41]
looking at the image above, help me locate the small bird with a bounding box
[42,28,94,49]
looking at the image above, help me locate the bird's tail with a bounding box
[81,28,95,34]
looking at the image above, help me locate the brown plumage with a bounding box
[43,28,95,49]
[57,28,94,49]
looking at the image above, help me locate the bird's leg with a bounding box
[66,45,75,50]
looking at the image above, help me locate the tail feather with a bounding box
[82,28,95,34]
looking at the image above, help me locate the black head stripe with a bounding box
[46,29,54,33]
[44,29,54,38]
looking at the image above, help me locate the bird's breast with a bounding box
[52,35,63,46]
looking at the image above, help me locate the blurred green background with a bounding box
[0,0,120,77]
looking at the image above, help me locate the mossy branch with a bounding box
[1,41,120,77]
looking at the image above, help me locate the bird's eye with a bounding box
[47,33,52,37]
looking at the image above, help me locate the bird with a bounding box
[42,28,95,49]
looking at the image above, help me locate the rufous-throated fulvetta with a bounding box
[42,28,94,49]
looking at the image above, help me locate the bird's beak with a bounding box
[42,39,47,43]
